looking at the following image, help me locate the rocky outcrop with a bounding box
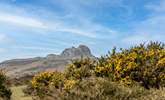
[61,45,92,58]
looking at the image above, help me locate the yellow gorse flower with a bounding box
[64,79,78,90]
[31,71,64,89]
[95,42,165,88]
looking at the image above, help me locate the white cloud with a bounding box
[0,13,46,29]
[13,45,59,51]
[0,0,119,39]
[52,22,118,39]
[56,28,96,38]
[0,13,118,38]
[0,11,117,39]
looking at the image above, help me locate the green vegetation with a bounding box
[30,71,65,98]
[0,70,12,100]
[1,41,164,100]
[65,58,96,80]
[26,41,165,100]
[95,42,165,88]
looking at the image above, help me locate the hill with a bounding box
[0,45,94,78]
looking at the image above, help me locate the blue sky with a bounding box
[0,0,165,61]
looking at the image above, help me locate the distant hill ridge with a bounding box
[0,45,94,78]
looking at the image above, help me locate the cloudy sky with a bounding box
[0,0,165,61]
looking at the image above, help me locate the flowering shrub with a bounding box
[31,71,64,89]
[28,41,165,99]
[65,58,96,80]
[95,42,165,88]
[0,70,12,100]
[64,79,78,90]
[31,71,65,98]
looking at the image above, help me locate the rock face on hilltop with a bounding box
[0,45,94,78]
[61,45,92,58]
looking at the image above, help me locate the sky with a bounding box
[0,0,165,61]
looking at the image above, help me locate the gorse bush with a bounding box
[30,58,96,99]
[95,42,165,88]
[65,58,96,80]
[0,70,12,100]
[31,71,65,89]
[63,79,79,90]
[31,71,65,98]
[28,41,165,99]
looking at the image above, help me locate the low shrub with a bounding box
[31,71,65,98]
[0,70,12,100]
[65,58,96,80]
[29,77,165,100]
[39,78,155,100]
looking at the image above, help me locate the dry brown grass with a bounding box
[28,77,165,100]
[11,85,32,100]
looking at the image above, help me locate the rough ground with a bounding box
[11,85,32,100]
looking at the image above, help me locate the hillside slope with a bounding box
[0,45,94,78]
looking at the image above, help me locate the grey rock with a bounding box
[61,45,92,58]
